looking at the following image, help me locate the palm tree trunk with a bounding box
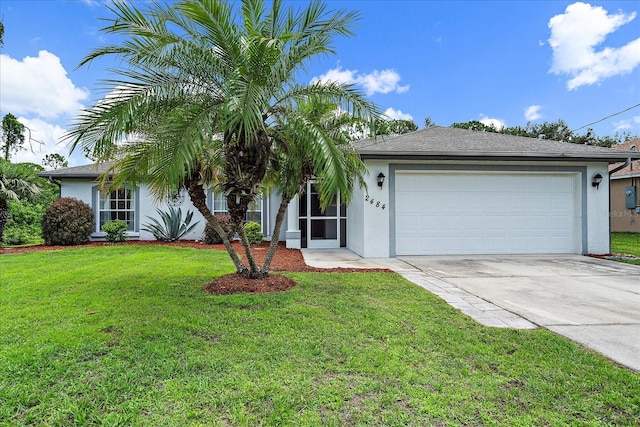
[0,199,9,243]
[185,178,247,275]
[236,224,265,279]
[262,195,291,274]
[222,128,272,279]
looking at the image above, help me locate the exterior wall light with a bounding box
[377,172,385,188]
[592,173,603,190]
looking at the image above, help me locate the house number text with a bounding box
[365,194,385,210]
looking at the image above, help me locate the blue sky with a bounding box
[1,0,639,167]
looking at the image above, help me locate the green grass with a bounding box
[611,232,640,265]
[1,246,639,426]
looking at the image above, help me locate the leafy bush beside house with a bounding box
[244,221,264,245]
[101,220,128,244]
[41,197,94,246]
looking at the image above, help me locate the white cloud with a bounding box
[613,115,640,131]
[479,114,506,130]
[0,50,90,119]
[383,107,413,121]
[524,105,543,121]
[11,117,77,166]
[312,66,409,96]
[548,2,640,90]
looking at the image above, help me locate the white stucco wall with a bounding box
[61,179,210,241]
[137,189,207,241]
[348,160,612,257]
[585,163,611,254]
[60,180,93,203]
[351,161,390,258]
[60,179,281,242]
[60,159,613,254]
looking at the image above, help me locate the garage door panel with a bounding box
[395,172,579,255]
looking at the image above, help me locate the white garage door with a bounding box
[395,171,580,255]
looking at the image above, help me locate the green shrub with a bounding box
[4,200,45,245]
[101,220,128,244]
[202,215,236,244]
[41,197,94,246]
[2,227,31,246]
[244,221,263,245]
[141,206,199,242]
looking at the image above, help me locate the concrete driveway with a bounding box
[399,255,640,372]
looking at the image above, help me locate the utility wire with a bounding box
[572,103,640,132]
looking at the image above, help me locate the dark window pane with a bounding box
[310,191,322,216]
[246,211,261,224]
[340,219,347,247]
[311,219,337,239]
[299,191,307,217]
[299,219,307,248]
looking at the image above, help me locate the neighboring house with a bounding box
[40,126,640,256]
[609,139,640,233]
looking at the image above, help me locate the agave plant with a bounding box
[142,206,199,242]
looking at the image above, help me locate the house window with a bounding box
[211,191,263,226]
[99,187,136,232]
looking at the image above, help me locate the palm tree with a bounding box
[0,160,41,243]
[66,0,379,279]
[262,99,368,273]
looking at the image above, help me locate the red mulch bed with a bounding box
[1,240,389,295]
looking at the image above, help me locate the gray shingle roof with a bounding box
[38,162,114,179]
[353,126,640,162]
[40,127,640,179]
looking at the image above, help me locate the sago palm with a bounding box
[66,0,379,279]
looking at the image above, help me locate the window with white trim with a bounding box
[211,192,263,225]
[98,187,136,231]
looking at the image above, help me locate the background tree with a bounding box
[2,162,63,245]
[451,120,499,132]
[424,116,436,128]
[451,119,637,147]
[42,153,69,170]
[1,113,26,161]
[381,119,418,135]
[0,19,4,47]
[351,117,418,138]
[66,0,379,280]
[0,160,42,244]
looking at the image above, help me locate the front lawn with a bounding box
[1,246,638,426]
[611,232,640,265]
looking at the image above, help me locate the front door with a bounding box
[299,181,346,249]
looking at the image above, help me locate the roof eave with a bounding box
[359,151,640,163]
[37,172,113,179]
[610,173,640,180]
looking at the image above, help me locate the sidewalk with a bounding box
[301,248,537,329]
